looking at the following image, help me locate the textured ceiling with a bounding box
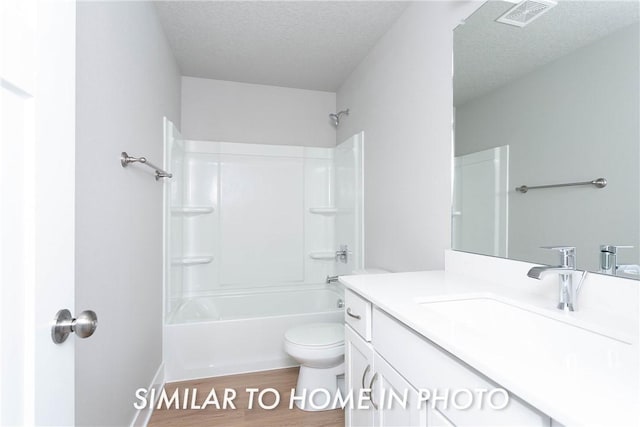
[454,1,640,106]
[155,1,410,92]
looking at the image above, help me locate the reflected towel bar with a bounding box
[516,177,607,193]
[121,152,172,181]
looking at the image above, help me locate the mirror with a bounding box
[452,1,639,278]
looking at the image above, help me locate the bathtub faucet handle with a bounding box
[326,275,339,284]
[335,244,350,264]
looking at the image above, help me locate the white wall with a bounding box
[181,77,336,147]
[336,1,480,272]
[167,142,337,309]
[455,23,640,272]
[75,2,181,425]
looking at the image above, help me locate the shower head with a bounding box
[329,109,349,127]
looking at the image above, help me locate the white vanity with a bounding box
[341,251,639,427]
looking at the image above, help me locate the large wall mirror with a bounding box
[452,1,639,278]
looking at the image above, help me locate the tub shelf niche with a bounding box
[309,207,337,215]
[171,206,214,216]
[171,256,214,266]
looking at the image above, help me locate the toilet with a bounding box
[284,322,345,411]
[284,268,389,411]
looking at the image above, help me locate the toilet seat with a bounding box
[284,322,346,411]
[284,322,345,370]
[284,322,344,347]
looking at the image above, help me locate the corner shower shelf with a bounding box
[309,251,336,260]
[309,207,338,215]
[171,256,214,266]
[171,206,214,216]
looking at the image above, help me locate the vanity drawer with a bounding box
[344,289,372,341]
[373,308,549,426]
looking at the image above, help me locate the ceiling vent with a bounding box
[496,0,558,27]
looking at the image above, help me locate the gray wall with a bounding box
[455,23,640,271]
[75,2,181,425]
[336,1,481,272]
[181,76,336,147]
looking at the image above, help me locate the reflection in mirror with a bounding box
[452,1,639,278]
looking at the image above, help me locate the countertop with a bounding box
[340,270,639,426]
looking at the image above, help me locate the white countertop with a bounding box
[340,270,639,427]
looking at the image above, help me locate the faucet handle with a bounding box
[540,246,576,252]
[600,244,633,253]
[540,246,576,268]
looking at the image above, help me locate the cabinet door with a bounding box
[373,353,428,427]
[345,326,375,427]
[428,406,456,427]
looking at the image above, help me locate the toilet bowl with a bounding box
[284,269,389,411]
[284,322,345,411]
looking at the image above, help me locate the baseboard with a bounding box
[130,362,165,427]
[166,357,298,383]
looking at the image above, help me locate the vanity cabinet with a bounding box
[372,352,428,426]
[345,289,429,427]
[344,287,372,340]
[344,289,551,427]
[345,324,428,427]
[427,406,455,427]
[345,325,375,427]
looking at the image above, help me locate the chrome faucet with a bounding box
[335,244,350,264]
[326,275,339,284]
[527,246,586,312]
[599,244,633,276]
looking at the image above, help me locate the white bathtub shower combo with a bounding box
[162,119,364,383]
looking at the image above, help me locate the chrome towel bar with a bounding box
[516,177,606,193]
[120,152,172,181]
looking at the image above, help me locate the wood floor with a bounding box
[148,367,344,427]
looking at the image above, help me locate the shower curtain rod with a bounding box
[515,177,607,193]
[120,151,172,181]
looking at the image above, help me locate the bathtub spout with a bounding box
[326,275,339,284]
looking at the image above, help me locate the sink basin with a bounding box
[417,297,634,375]
[414,296,638,425]
[419,297,628,344]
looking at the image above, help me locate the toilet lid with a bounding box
[285,323,344,347]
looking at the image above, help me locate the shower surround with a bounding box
[163,120,363,380]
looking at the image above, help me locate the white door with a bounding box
[452,146,509,257]
[334,132,364,275]
[1,0,76,424]
[427,406,456,427]
[373,352,427,426]
[345,325,375,427]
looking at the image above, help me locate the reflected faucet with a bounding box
[599,244,634,276]
[527,246,586,312]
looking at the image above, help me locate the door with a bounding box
[428,406,456,427]
[345,325,375,427]
[373,352,428,426]
[334,132,364,275]
[1,0,76,424]
[452,146,509,257]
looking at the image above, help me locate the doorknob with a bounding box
[51,309,98,344]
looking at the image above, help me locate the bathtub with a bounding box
[164,286,344,382]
